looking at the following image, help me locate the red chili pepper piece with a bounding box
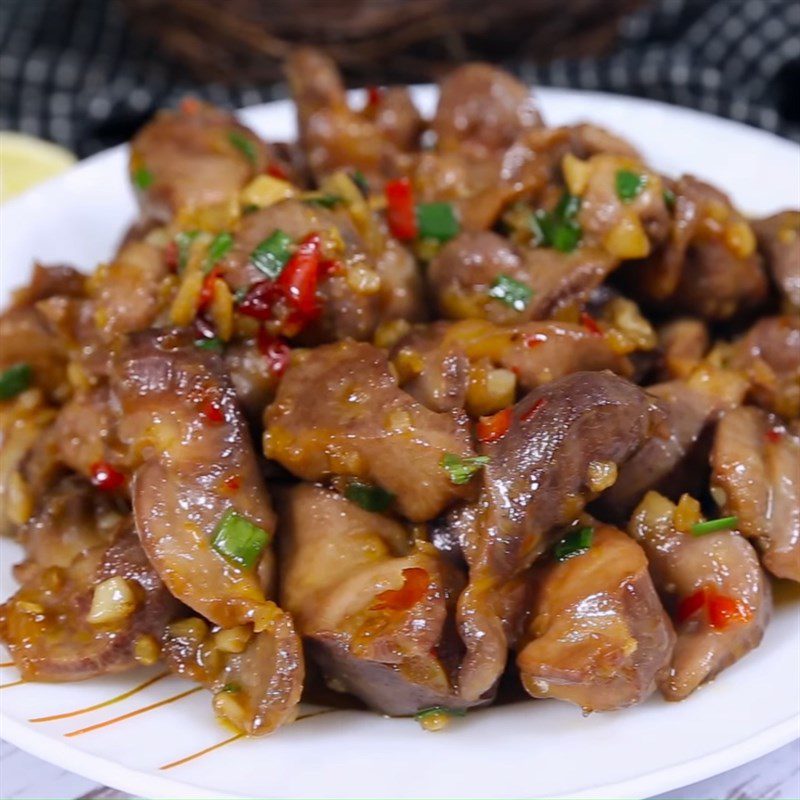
[580,311,602,336]
[274,233,322,318]
[238,280,274,321]
[707,593,752,630]
[198,267,219,311]
[257,329,291,377]
[765,427,784,444]
[164,240,179,273]
[90,461,125,492]
[676,588,707,624]
[476,407,513,443]
[524,332,548,349]
[201,398,224,424]
[385,178,418,241]
[223,474,241,492]
[266,162,289,180]
[371,567,430,611]
[521,396,548,422]
[366,85,384,109]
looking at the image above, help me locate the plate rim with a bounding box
[1,85,799,800]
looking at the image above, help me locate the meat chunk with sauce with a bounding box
[130,100,274,225]
[629,491,771,700]
[516,524,674,712]
[391,318,632,415]
[752,210,800,308]
[0,479,181,682]
[711,406,800,582]
[110,329,303,734]
[278,484,479,715]
[428,231,618,324]
[632,176,768,320]
[265,341,476,521]
[441,371,663,701]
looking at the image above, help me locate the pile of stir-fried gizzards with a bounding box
[1,49,798,736]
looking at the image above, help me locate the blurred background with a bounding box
[0,0,798,161]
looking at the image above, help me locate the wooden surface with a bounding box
[1,737,797,799]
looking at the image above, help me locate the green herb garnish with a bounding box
[304,193,342,209]
[532,192,583,253]
[414,706,467,721]
[221,682,241,694]
[211,510,270,569]
[250,229,293,280]
[441,453,490,485]
[615,169,647,202]
[344,481,395,512]
[133,167,154,190]
[663,188,676,209]
[175,230,199,271]
[351,169,369,196]
[691,516,738,536]
[228,131,258,166]
[417,202,460,242]
[488,274,533,312]
[203,231,233,274]
[554,526,594,561]
[0,363,32,400]
[194,337,224,352]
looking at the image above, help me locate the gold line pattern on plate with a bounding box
[0,679,25,689]
[158,708,341,771]
[0,661,15,668]
[160,733,244,771]
[64,686,203,737]
[30,671,171,723]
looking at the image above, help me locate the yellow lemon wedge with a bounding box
[0,131,76,202]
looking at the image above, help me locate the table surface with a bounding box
[0,737,797,800]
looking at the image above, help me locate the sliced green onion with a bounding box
[250,229,293,279]
[554,526,594,561]
[203,232,234,274]
[552,221,582,253]
[175,230,200,271]
[221,682,241,693]
[441,453,490,485]
[615,169,647,202]
[211,510,270,569]
[304,193,342,209]
[554,192,581,221]
[0,363,32,400]
[344,481,395,512]
[417,202,460,242]
[414,706,467,722]
[228,131,258,165]
[195,337,223,352]
[133,167,154,190]
[351,169,369,196]
[663,188,676,209]
[691,516,738,536]
[242,203,260,215]
[488,274,533,312]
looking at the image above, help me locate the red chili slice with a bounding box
[676,588,707,623]
[200,398,224,424]
[198,267,219,311]
[164,240,179,273]
[707,593,752,630]
[257,329,291,377]
[385,178,418,241]
[521,396,548,422]
[476,407,513,443]
[266,162,289,180]
[580,311,602,336]
[765,427,784,444]
[90,461,125,492]
[366,85,384,109]
[371,567,430,611]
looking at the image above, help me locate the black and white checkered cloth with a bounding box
[1,0,799,157]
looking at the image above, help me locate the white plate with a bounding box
[1,88,799,800]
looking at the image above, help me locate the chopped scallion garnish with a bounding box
[488,274,533,312]
[250,229,293,279]
[441,453,490,485]
[175,230,200,271]
[0,363,32,400]
[203,232,233,274]
[414,706,467,721]
[211,510,270,569]
[691,516,738,536]
[133,167,154,190]
[194,337,223,352]
[615,169,647,202]
[304,193,342,209]
[554,526,594,561]
[221,682,241,693]
[417,202,460,242]
[351,170,369,196]
[663,188,676,209]
[531,193,583,253]
[344,481,395,512]
[228,131,258,165]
